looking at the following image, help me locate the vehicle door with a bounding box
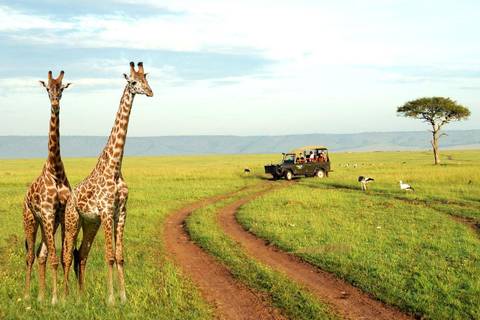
[293,153,308,175]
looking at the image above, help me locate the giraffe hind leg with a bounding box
[77,220,101,298]
[73,247,80,279]
[23,203,38,301]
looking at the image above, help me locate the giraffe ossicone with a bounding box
[62,61,153,305]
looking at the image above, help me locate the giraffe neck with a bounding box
[46,105,63,173]
[102,86,135,174]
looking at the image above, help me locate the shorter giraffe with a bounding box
[23,71,72,304]
[63,62,153,305]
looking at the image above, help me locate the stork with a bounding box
[358,176,374,190]
[244,167,251,174]
[397,180,414,192]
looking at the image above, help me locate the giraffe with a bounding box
[23,71,72,304]
[62,62,153,304]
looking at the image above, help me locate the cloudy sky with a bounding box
[1,0,479,137]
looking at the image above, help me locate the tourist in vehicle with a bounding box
[318,151,326,162]
[308,151,315,162]
[297,153,305,163]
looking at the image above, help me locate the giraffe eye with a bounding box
[131,81,137,86]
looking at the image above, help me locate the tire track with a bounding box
[217,186,416,320]
[163,182,286,320]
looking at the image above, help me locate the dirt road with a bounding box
[164,181,415,319]
[217,186,415,320]
[164,183,286,319]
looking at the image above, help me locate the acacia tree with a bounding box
[397,97,471,165]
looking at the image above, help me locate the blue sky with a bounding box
[1,0,479,137]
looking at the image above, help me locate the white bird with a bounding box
[397,180,414,191]
[244,167,251,174]
[358,176,374,190]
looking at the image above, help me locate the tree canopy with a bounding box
[396,97,471,127]
[396,97,471,165]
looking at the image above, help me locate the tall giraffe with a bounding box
[23,71,72,304]
[62,62,153,304]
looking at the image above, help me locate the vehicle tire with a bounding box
[284,170,293,181]
[315,169,325,178]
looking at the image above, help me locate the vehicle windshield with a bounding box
[283,154,295,164]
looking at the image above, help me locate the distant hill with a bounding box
[1,130,480,159]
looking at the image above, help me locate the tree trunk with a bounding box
[431,129,440,165]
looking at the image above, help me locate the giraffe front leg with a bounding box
[41,206,60,305]
[62,200,80,300]
[36,236,48,302]
[23,203,38,301]
[101,210,116,306]
[115,203,127,302]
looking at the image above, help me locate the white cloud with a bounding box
[1,1,480,137]
[0,5,72,31]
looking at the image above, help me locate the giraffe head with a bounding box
[39,71,72,106]
[123,62,154,97]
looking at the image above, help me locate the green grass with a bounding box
[1,150,480,319]
[238,150,480,319]
[185,185,340,320]
[0,155,271,319]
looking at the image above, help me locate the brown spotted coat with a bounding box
[62,62,153,304]
[23,71,72,304]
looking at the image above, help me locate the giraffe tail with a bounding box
[73,247,80,279]
[25,239,28,266]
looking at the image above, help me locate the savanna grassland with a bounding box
[0,155,269,319]
[1,150,479,319]
[239,150,480,319]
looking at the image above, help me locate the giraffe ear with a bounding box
[144,73,150,79]
[39,80,47,88]
[62,83,73,89]
[123,73,130,81]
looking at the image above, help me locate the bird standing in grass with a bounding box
[244,167,251,174]
[358,176,374,190]
[397,180,414,192]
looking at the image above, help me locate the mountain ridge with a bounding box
[1,130,479,159]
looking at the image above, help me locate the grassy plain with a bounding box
[239,150,480,319]
[0,150,479,319]
[0,155,270,319]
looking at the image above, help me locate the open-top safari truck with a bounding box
[264,146,332,180]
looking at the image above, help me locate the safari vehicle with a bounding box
[264,146,332,180]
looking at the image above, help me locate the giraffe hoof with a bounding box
[51,296,58,305]
[107,295,115,306]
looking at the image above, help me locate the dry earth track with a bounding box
[164,182,286,319]
[164,180,416,319]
